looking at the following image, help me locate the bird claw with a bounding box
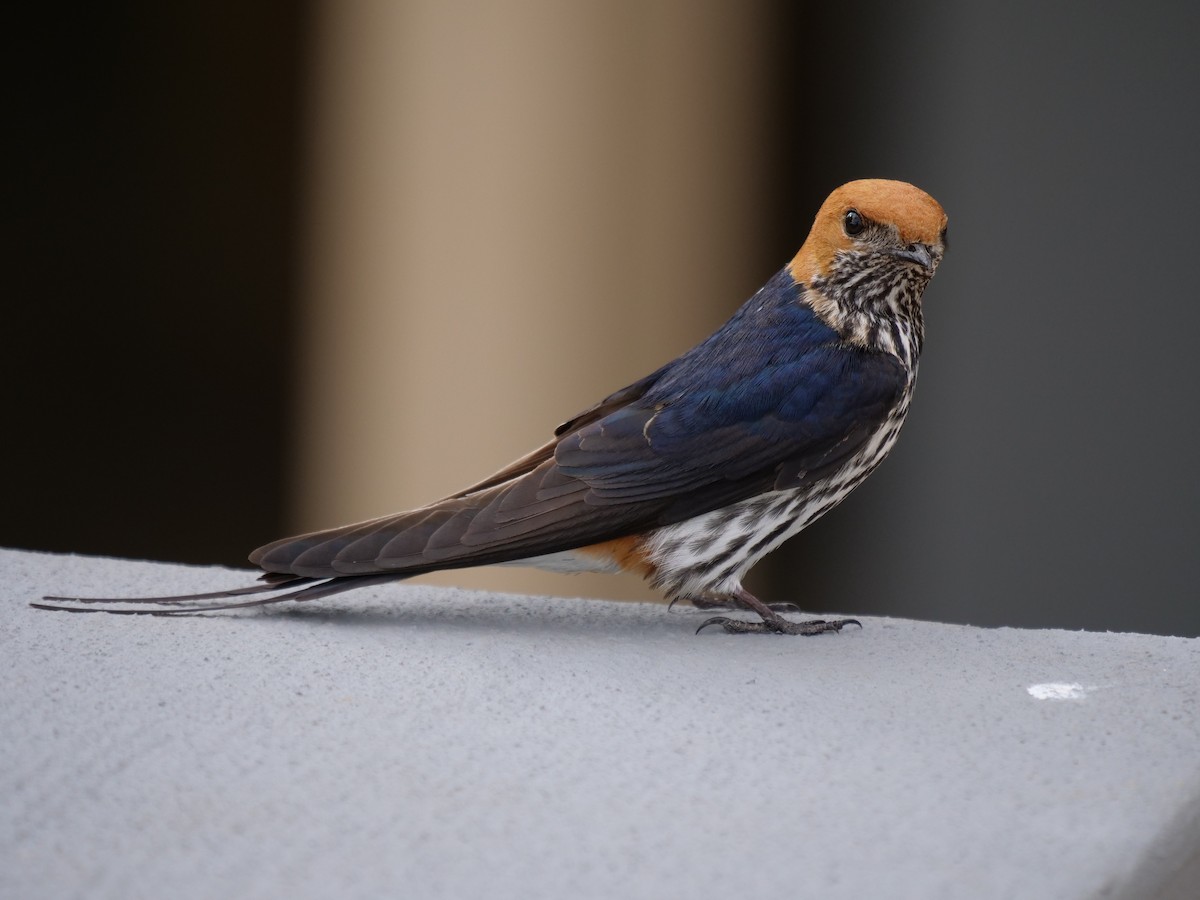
[695,616,862,636]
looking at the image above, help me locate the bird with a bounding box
[35,179,948,635]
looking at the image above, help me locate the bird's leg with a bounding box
[696,587,861,636]
[683,593,803,613]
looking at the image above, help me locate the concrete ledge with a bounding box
[4,547,1199,899]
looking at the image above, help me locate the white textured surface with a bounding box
[4,547,1199,899]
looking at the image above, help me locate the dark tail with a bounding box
[32,572,404,616]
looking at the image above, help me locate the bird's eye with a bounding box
[844,209,864,236]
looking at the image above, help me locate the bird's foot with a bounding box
[691,587,859,636]
[695,614,862,636]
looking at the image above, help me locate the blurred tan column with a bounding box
[296,0,770,600]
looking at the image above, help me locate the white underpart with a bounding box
[642,368,916,599]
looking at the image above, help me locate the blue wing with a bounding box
[554,271,906,516]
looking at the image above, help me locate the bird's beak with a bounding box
[889,243,935,271]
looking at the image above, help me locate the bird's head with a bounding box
[789,179,948,364]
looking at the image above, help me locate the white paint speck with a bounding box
[1027,682,1090,701]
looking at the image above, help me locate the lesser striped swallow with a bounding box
[37,179,948,635]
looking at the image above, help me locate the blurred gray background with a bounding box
[7,1,1198,636]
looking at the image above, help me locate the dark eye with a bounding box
[844,209,864,236]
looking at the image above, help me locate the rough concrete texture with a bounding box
[4,547,1199,899]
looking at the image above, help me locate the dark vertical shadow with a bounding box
[5,4,310,565]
